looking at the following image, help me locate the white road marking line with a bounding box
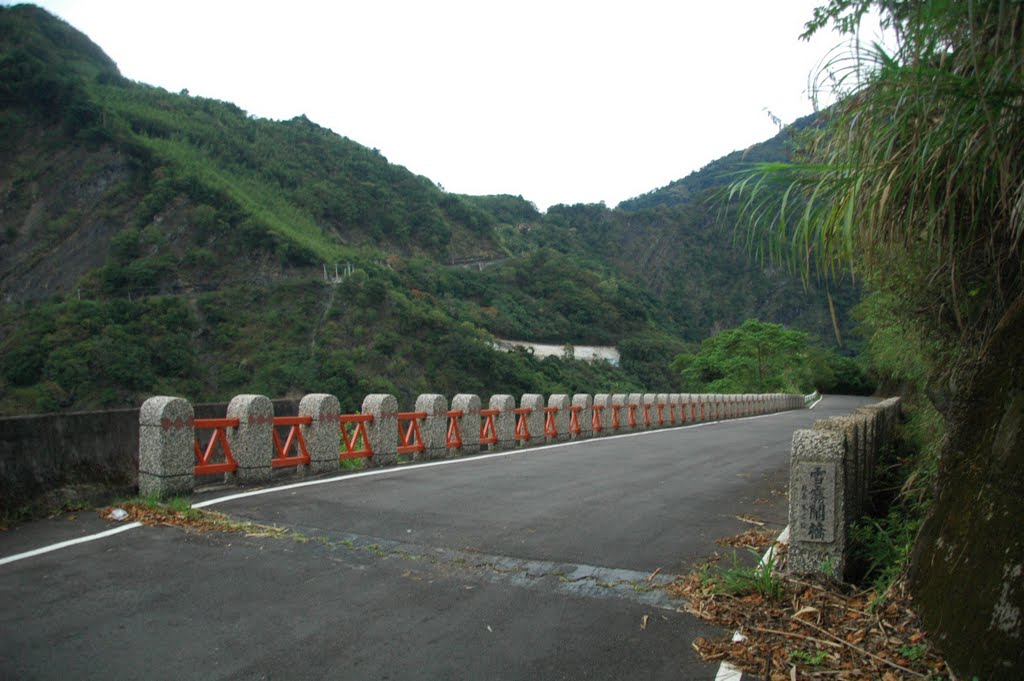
[0,522,143,567]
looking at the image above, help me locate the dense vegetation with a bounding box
[726,1,1024,675]
[0,4,865,416]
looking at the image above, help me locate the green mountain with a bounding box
[0,5,859,416]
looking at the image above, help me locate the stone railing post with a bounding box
[363,394,398,466]
[612,393,629,432]
[489,394,516,450]
[593,394,613,435]
[520,394,545,446]
[789,428,849,578]
[814,416,861,524]
[452,394,481,455]
[416,394,448,460]
[643,393,658,428]
[627,393,644,430]
[679,394,691,423]
[547,394,571,442]
[299,393,341,475]
[139,396,195,498]
[572,394,593,440]
[227,394,274,485]
[655,393,669,426]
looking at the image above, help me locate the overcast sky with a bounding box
[29,1,857,210]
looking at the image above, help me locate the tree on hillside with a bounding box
[671,320,814,393]
[724,1,1023,675]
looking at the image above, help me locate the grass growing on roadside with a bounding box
[698,548,782,602]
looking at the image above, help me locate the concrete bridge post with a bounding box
[788,428,849,577]
[655,393,669,426]
[571,394,593,439]
[627,394,644,431]
[415,394,448,460]
[612,394,629,433]
[547,394,571,443]
[363,394,398,466]
[227,395,274,485]
[138,396,195,498]
[452,394,481,454]
[299,393,341,475]
[643,394,658,428]
[489,394,516,450]
[593,394,613,435]
[520,394,545,446]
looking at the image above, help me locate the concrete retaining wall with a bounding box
[0,399,298,517]
[787,396,902,578]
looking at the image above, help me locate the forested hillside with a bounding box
[0,4,857,416]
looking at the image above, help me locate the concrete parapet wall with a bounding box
[787,397,902,579]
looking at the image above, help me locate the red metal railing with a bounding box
[642,403,652,427]
[194,417,240,475]
[627,403,638,428]
[592,404,604,433]
[610,404,622,431]
[514,407,532,442]
[543,406,559,439]
[480,408,499,446]
[339,414,374,460]
[271,415,312,468]
[446,410,463,449]
[568,405,583,436]
[656,402,666,426]
[397,411,426,455]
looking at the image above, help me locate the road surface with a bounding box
[0,395,874,680]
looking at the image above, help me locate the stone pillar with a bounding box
[489,394,516,450]
[416,394,448,460]
[594,394,613,435]
[678,394,690,424]
[572,394,593,440]
[299,393,341,475]
[788,428,849,578]
[520,394,545,446]
[612,393,629,432]
[547,394,571,442]
[814,416,860,524]
[644,394,659,428]
[655,393,669,427]
[628,393,645,430]
[139,396,195,498]
[227,394,274,485]
[452,394,481,455]
[362,394,398,466]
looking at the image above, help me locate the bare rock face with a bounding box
[910,298,1024,678]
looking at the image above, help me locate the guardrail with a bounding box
[139,391,807,498]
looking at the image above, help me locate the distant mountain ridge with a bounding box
[0,4,857,416]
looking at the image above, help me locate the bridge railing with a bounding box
[139,390,808,498]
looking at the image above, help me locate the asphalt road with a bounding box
[0,395,875,680]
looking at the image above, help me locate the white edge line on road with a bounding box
[714,524,792,681]
[0,522,143,567]
[2,407,799,566]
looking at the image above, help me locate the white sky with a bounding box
[28,0,852,211]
